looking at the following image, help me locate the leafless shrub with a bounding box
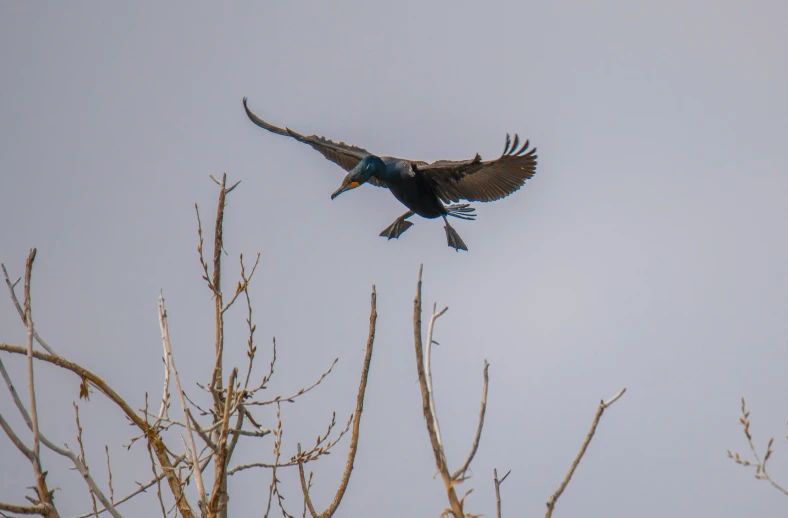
[0,175,375,518]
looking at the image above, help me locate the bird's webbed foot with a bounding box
[443,219,468,251]
[380,211,415,240]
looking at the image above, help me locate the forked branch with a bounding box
[158,293,207,513]
[727,397,788,496]
[544,387,627,518]
[0,342,196,518]
[493,468,511,518]
[453,361,490,482]
[413,265,464,517]
[298,286,377,518]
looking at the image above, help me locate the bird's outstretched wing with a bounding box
[420,134,537,203]
[243,97,381,182]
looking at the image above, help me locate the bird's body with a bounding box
[242,97,538,251]
[377,158,445,219]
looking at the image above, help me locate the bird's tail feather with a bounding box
[446,203,476,221]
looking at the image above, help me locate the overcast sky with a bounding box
[1,1,787,517]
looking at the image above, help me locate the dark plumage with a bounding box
[242,97,538,251]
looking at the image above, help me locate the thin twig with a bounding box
[72,469,167,518]
[74,403,99,517]
[228,412,350,475]
[146,441,167,518]
[187,409,218,452]
[265,404,293,518]
[226,400,246,466]
[194,203,215,293]
[239,253,261,398]
[298,286,378,518]
[425,303,449,452]
[1,262,58,356]
[727,397,788,496]
[302,472,313,518]
[545,387,627,518]
[453,361,490,482]
[158,293,207,513]
[248,358,338,406]
[0,406,34,461]
[74,471,161,518]
[105,445,114,505]
[157,338,171,424]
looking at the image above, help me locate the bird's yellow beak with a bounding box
[330,176,361,200]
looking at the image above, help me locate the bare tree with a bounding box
[0,175,375,518]
[2,175,629,518]
[409,264,627,518]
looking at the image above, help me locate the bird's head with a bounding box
[330,155,385,200]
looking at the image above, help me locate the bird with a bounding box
[242,97,538,251]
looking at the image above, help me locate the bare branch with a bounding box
[238,253,261,400]
[208,368,238,514]
[1,327,116,517]
[412,265,464,518]
[453,361,490,482]
[0,408,34,461]
[727,397,788,496]
[2,262,57,356]
[298,285,377,518]
[105,446,114,505]
[2,317,192,513]
[228,412,350,475]
[156,341,171,425]
[545,387,627,518]
[221,253,260,316]
[73,468,173,518]
[0,501,48,515]
[425,303,449,452]
[74,403,98,517]
[158,293,207,513]
[22,249,57,517]
[194,203,215,293]
[302,472,313,518]
[187,409,218,452]
[493,468,511,518]
[298,443,318,518]
[145,441,167,518]
[265,404,293,518]
[0,264,118,517]
[248,357,338,406]
[209,173,229,398]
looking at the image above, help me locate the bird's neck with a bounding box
[371,160,398,182]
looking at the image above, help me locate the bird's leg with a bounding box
[442,216,468,251]
[380,211,415,240]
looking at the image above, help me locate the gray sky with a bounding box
[1,1,787,516]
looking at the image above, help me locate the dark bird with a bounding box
[242,97,538,251]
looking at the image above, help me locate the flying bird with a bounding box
[242,97,538,251]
